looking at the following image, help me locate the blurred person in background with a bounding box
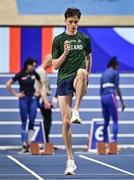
[100,57,126,145]
[36,54,57,144]
[6,58,45,153]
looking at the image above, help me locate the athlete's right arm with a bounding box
[115,72,126,111]
[6,79,24,98]
[116,88,126,111]
[52,38,70,70]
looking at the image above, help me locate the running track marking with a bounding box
[78,155,134,177]
[0,173,131,176]
[7,155,44,180]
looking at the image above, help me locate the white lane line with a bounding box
[0,120,134,125]
[78,155,134,177]
[0,108,134,112]
[0,173,130,175]
[7,155,44,180]
[1,96,134,100]
[1,133,134,138]
[1,84,134,88]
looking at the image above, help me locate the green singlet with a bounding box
[52,32,92,83]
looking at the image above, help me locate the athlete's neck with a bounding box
[41,64,47,70]
[66,30,77,36]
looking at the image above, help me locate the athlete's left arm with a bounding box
[85,35,92,75]
[86,53,92,75]
[84,53,92,95]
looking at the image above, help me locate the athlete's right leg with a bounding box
[58,95,73,160]
[19,97,29,152]
[58,95,77,175]
[101,97,110,143]
[37,97,51,143]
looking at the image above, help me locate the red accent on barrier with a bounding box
[10,28,21,73]
[42,27,53,73]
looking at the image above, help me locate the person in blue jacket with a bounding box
[100,57,125,143]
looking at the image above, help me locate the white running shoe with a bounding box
[64,159,77,175]
[71,109,82,124]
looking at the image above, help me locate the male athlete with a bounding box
[100,57,125,144]
[52,8,92,175]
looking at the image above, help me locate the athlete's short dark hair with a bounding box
[64,7,81,19]
[23,57,37,71]
[107,57,118,69]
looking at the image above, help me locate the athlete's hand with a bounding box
[44,100,51,109]
[64,40,70,55]
[15,91,25,98]
[121,100,126,111]
[52,96,58,109]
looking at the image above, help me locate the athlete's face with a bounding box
[27,62,36,72]
[65,16,80,34]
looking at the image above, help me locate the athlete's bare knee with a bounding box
[62,119,70,129]
[77,69,88,81]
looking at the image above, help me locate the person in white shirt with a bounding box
[36,54,57,143]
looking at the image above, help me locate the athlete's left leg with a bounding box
[71,68,88,123]
[28,96,37,142]
[73,68,88,110]
[40,107,52,143]
[110,95,119,142]
[102,104,110,143]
